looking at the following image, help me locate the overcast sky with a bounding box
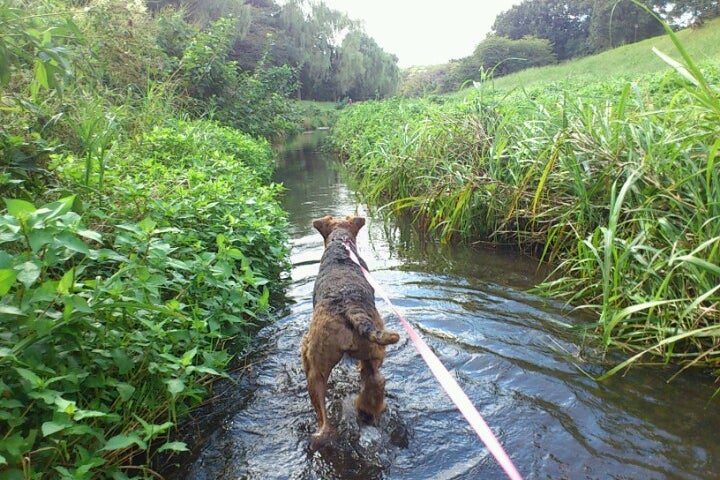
[321,0,525,67]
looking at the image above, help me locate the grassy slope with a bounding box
[484,17,720,91]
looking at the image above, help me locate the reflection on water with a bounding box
[170,131,720,480]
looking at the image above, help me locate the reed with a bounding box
[331,31,720,377]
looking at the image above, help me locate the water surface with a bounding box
[172,131,720,480]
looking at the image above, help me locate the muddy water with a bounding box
[175,132,720,479]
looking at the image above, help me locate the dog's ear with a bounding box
[350,216,365,231]
[347,216,365,237]
[312,216,333,240]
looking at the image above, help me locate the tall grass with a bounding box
[331,26,720,376]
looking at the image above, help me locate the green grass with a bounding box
[294,100,344,130]
[330,20,720,382]
[477,17,720,92]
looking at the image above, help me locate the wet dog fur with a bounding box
[301,215,400,449]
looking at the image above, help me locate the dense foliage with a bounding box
[331,30,720,380]
[1,0,292,477]
[470,36,557,77]
[493,0,718,60]
[1,120,289,478]
[150,0,400,101]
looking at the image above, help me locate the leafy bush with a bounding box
[1,119,289,478]
[470,35,557,77]
[0,1,81,197]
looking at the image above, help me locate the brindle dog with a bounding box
[301,215,400,448]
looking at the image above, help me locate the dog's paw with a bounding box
[310,429,334,450]
[357,408,376,425]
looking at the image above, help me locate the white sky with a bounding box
[321,0,525,67]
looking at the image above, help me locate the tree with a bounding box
[492,0,593,60]
[278,0,354,99]
[653,0,720,27]
[147,0,252,29]
[470,35,557,77]
[587,0,664,53]
[335,30,366,97]
[333,29,398,100]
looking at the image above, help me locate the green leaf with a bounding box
[33,57,49,89]
[165,378,185,398]
[78,229,102,242]
[0,269,17,295]
[28,229,54,253]
[101,433,146,451]
[56,232,90,255]
[15,368,42,388]
[0,431,35,460]
[42,419,73,437]
[57,268,74,294]
[135,416,174,438]
[138,217,156,233]
[0,347,17,361]
[0,305,24,316]
[63,295,92,314]
[4,198,36,216]
[33,317,53,337]
[0,251,14,268]
[111,349,134,375]
[157,441,189,453]
[114,382,135,401]
[54,397,77,416]
[40,196,75,222]
[15,261,41,289]
[74,409,108,420]
[676,255,720,277]
[180,347,197,367]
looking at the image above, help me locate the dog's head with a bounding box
[312,215,365,247]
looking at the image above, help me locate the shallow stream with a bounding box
[171,132,719,480]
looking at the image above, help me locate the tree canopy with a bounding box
[148,0,399,101]
[492,0,719,60]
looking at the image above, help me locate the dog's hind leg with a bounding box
[356,358,387,424]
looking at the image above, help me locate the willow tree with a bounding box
[335,29,365,97]
[279,0,353,99]
[334,29,399,100]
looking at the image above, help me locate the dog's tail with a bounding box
[345,306,400,345]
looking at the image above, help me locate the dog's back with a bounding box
[314,227,397,345]
[313,228,371,308]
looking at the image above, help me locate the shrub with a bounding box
[470,35,557,78]
[1,119,289,477]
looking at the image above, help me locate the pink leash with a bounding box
[344,239,524,480]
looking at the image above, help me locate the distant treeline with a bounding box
[148,0,399,101]
[399,0,720,97]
